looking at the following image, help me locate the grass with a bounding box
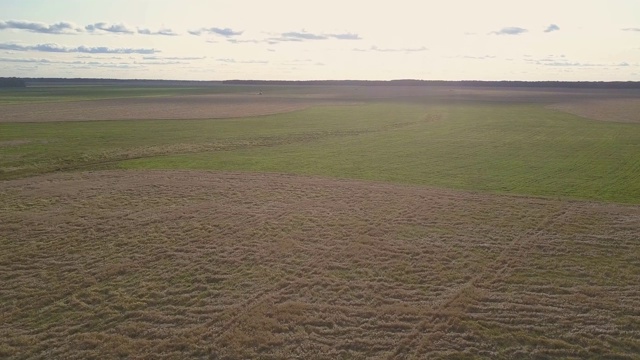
[2,101,639,202]
[0,104,424,178]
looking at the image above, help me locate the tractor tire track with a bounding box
[389,205,568,359]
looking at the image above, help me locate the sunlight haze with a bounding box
[1,0,639,80]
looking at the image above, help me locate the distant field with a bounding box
[1,84,639,358]
[0,85,260,105]
[548,98,640,124]
[0,94,352,123]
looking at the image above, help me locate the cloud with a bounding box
[281,31,327,40]
[210,27,243,37]
[216,58,268,64]
[0,42,158,54]
[0,57,52,64]
[530,57,632,67]
[544,24,560,33]
[282,59,325,66]
[137,28,179,36]
[0,56,143,69]
[0,56,204,69]
[189,27,243,37]
[212,30,363,44]
[142,56,205,61]
[622,28,640,32]
[226,38,262,44]
[542,61,587,66]
[330,33,361,40]
[491,27,528,35]
[1,19,182,36]
[354,45,427,53]
[135,60,186,65]
[0,20,82,34]
[265,31,362,43]
[458,55,496,60]
[85,22,135,34]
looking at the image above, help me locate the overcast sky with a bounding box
[1,0,639,81]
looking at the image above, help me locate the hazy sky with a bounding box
[1,0,639,80]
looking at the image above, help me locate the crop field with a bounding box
[1,84,639,358]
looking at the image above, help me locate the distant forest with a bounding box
[224,79,640,89]
[2,77,640,89]
[1,78,223,87]
[0,78,26,88]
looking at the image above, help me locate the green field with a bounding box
[2,95,639,203]
[121,103,640,203]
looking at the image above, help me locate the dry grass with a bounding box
[0,94,353,123]
[0,140,32,147]
[548,98,640,123]
[1,170,638,359]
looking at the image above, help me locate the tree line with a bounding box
[223,79,640,89]
[0,78,26,88]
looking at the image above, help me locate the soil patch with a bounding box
[0,139,31,147]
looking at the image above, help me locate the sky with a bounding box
[0,0,639,81]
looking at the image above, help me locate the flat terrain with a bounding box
[0,94,352,123]
[1,171,638,359]
[1,84,639,358]
[548,98,640,124]
[2,91,638,202]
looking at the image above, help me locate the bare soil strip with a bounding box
[0,94,349,123]
[0,140,31,147]
[1,171,638,358]
[548,98,640,123]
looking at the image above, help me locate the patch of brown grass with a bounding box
[0,94,353,123]
[0,140,31,147]
[1,170,638,358]
[548,98,640,123]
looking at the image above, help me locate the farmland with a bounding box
[1,84,639,358]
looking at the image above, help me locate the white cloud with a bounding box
[0,20,82,34]
[544,24,560,33]
[137,28,179,36]
[0,42,158,54]
[85,22,135,34]
[189,27,243,37]
[491,27,528,35]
